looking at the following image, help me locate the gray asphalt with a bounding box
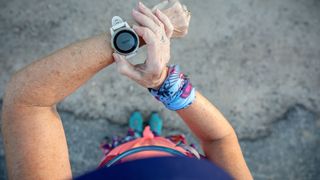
[0,0,319,179]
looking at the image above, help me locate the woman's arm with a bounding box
[1,2,177,178]
[5,34,113,107]
[177,92,253,179]
[2,34,111,180]
[107,3,251,179]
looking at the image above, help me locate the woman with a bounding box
[1,1,252,179]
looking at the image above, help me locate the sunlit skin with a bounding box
[1,1,252,179]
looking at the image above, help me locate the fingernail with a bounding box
[139,1,145,8]
[113,53,118,59]
[156,9,161,15]
[132,9,138,14]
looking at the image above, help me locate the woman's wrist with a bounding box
[152,67,169,90]
[149,65,196,111]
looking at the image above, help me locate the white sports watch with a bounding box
[110,16,139,59]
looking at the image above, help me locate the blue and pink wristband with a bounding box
[149,65,196,111]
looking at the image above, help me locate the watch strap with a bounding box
[111,16,126,32]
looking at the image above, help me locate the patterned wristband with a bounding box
[149,65,196,111]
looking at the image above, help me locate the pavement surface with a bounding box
[0,0,319,179]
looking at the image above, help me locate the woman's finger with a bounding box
[137,2,163,28]
[155,9,174,38]
[133,25,161,70]
[113,53,142,80]
[133,25,156,46]
[132,9,159,34]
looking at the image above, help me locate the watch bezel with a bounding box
[112,28,139,56]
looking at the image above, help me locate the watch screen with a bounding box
[114,30,138,54]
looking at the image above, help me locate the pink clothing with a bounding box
[99,126,190,167]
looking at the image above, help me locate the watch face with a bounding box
[113,30,138,54]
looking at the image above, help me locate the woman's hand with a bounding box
[113,2,173,89]
[152,0,191,38]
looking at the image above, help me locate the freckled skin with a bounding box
[2,34,112,179]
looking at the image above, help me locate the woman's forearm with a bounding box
[177,92,234,141]
[177,91,252,179]
[5,34,112,107]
